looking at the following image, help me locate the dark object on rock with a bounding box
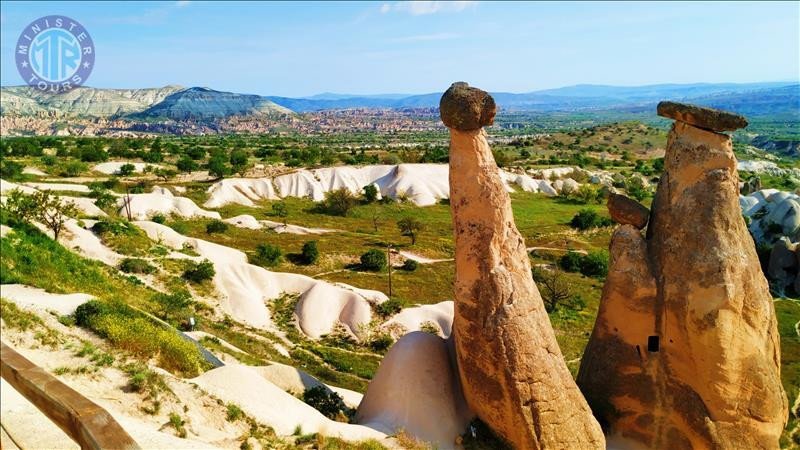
[657,101,748,132]
[607,193,649,229]
[439,82,496,131]
[767,237,797,289]
[741,176,762,195]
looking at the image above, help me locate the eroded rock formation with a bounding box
[442,82,605,449]
[607,193,650,229]
[578,102,787,449]
[355,332,472,450]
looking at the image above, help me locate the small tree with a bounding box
[207,155,230,179]
[363,184,378,203]
[371,207,381,232]
[397,217,424,245]
[176,157,198,173]
[402,259,418,272]
[301,241,319,265]
[253,243,282,267]
[271,201,288,225]
[322,188,357,216]
[183,260,215,283]
[532,267,571,313]
[360,249,386,271]
[118,163,136,176]
[206,219,229,234]
[230,149,249,175]
[155,290,193,321]
[89,186,117,211]
[5,190,79,242]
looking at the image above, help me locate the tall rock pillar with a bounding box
[578,101,787,449]
[442,82,605,450]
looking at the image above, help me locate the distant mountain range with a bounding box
[267,81,799,115]
[1,81,797,120]
[0,86,292,119]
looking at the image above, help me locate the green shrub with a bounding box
[401,259,418,271]
[368,333,394,353]
[362,184,378,203]
[0,159,24,180]
[168,413,187,438]
[375,298,402,318]
[118,163,136,176]
[360,249,386,271]
[302,386,352,421]
[301,241,319,265]
[252,243,282,267]
[580,251,609,278]
[176,157,198,173]
[559,251,584,272]
[151,213,166,224]
[569,209,613,230]
[206,219,229,234]
[154,290,193,322]
[419,321,440,335]
[322,188,357,216]
[77,300,207,375]
[226,403,244,422]
[119,258,155,274]
[183,260,215,283]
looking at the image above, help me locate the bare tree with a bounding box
[532,266,571,313]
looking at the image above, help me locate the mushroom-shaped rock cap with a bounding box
[440,82,496,131]
[657,101,748,132]
[607,193,650,229]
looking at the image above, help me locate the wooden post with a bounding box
[387,244,393,297]
[124,184,133,221]
[0,341,141,449]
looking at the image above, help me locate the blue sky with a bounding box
[1,1,798,96]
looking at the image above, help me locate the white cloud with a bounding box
[381,1,478,16]
[176,1,191,6]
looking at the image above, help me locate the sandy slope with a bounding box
[0,179,106,217]
[383,301,454,338]
[192,365,387,441]
[118,187,220,220]
[134,221,386,339]
[396,250,453,264]
[204,163,577,208]
[0,284,93,315]
[223,214,335,234]
[24,182,91,193]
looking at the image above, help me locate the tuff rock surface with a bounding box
[444,84,604,449]
[607,193,650,229]
[578,116,787,449]
[656,100,748,132]
[440,82,497,131]
[355,332,472,450]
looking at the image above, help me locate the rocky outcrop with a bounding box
[656,101,748,132]
[767,237,798,291]
[443,82,604,449]
[355,332,472,450]
[578,105,787,449]
[607,193,649,229]
[741,189,800,245]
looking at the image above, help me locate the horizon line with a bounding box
[1,79,798,99]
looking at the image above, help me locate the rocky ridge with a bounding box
[578,102,787,449]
